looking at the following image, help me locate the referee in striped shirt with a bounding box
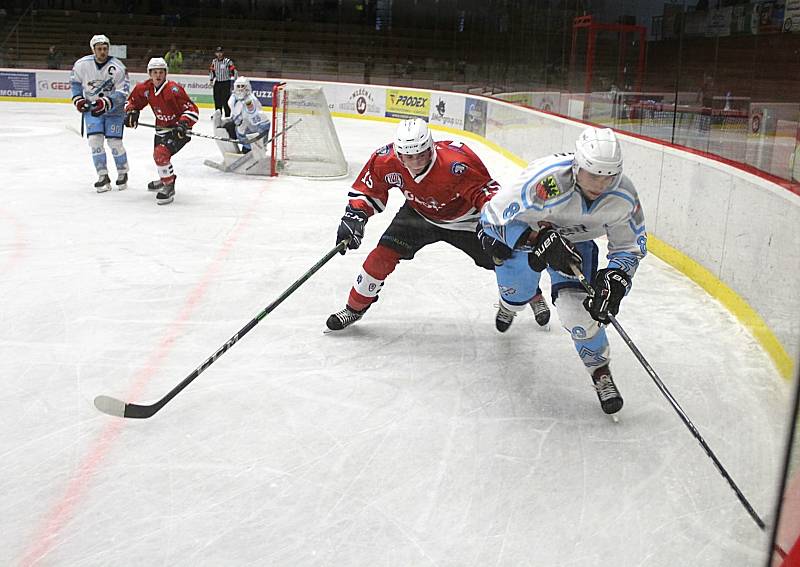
[209,46,238,117]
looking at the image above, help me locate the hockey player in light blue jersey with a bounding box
[70,34,130,193]
[479,127,647,415]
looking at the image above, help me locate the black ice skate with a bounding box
[591,365,623,414]
[147,180,163,192]
[495,304,516,333]
[94,174,111,193]
[156,181,175,205]
[116,173,128,191]
[326,305,369,331]
[530,293,550,326]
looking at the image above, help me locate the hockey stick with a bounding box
[94,240,349,419]
[569,264,766,530]
[137,121,272,144]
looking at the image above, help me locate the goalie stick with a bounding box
[94,239,348,419]
[205,119,303,174]
[569,264,766,530]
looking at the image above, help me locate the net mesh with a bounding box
[273,86,348,177]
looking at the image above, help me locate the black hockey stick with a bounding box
[137,121,273,144]
[94,240,348,419]
[570,264,766,530]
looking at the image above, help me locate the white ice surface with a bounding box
[0,102,791,566]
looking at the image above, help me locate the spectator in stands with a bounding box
[47,45,62,69]
[209,46,238,117]
[164,43,183,73]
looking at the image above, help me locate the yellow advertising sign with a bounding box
[385,89,430,119]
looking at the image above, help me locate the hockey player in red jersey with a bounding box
[326,118,550,330]
[123,57,200,205]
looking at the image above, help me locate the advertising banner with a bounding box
[464,97,488,136]
[429,92,465,130]
[35,70,71,99]
[336,85,384,118]
[784,0,800,32]
[250,80,277,107]
[0,71,35,97]
[385,88,430,120]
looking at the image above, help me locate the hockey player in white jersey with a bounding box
[479,127,647,415]
[70,34,130,192]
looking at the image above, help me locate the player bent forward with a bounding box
[70,34,130,193]
[326,118,550,331]
[123,58,199,205]
[479,127,647,415]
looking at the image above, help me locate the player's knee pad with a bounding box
[106,137,125,155]
[556,288,602,341]
[153,144,171,166]
[88,134,105,152]
[363,245,401,280]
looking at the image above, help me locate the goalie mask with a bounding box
[233,77,252,101]
[394,118,435,176]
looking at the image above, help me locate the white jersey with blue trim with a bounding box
[70,55,129,115]
[227,93,270,138]
[481,153,647,277]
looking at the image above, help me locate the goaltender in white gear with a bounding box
[204,76,272,175]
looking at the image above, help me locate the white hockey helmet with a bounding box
[233,76,252,100]
[394,118,433,156]
[147,57,169,73]
[90,34,110,50]
[574,127,623,176]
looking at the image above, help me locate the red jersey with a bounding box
[125,79,199,129]
[350,140,499,231]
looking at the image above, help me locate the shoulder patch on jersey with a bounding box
[384,172,404,188]
[171,86,179,93]
[451,162,467,175]
[535,175,561,200]
[376,144,391,156]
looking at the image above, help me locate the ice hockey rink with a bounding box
[0,101,791,566]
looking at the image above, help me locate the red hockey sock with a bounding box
[347,245,401,311]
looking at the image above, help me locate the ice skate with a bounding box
[591,365,623,415]
[115,173,128,191]
[156,181,175,205]
[326,305,369,331]
[94,174,111,193]
[530,293,550,326]
[495,303,516,333]
[147,179,163,192]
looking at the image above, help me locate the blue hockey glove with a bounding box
[337,205,369,254]
[529,227,582,274]
[583,268,630,323]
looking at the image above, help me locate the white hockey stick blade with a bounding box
[203,159,226,171]
[94,395,126,417]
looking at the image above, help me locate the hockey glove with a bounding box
[124,109,140,128]
[174,120,191,139]
[90,95,112,117]
[529,227,582,274]
[477,225,515,266]
[73,96,90,113]
[336,205,369,254]
[583,268,631,323]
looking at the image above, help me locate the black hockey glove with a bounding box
[477,225,515,266]
[529,227,582,274]
[73,96,90,113]
[336,205,369,254]
[90,95,111,117]
[583,268,631,323]
[174,120,191,139]
[124,109,140,128]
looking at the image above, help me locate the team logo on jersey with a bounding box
[451,162,467,175]
[535,175,560,199]
[384,172,404,188]
[376,144,391,156]
[171,86,179,93]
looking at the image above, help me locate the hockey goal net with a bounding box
[271,84,348,177]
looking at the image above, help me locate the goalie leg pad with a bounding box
[347,245,401,311]
[88,134,108,175]
[555,288,609,372]
[107,138,129,174]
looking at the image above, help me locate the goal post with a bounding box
[271,83,348,178]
